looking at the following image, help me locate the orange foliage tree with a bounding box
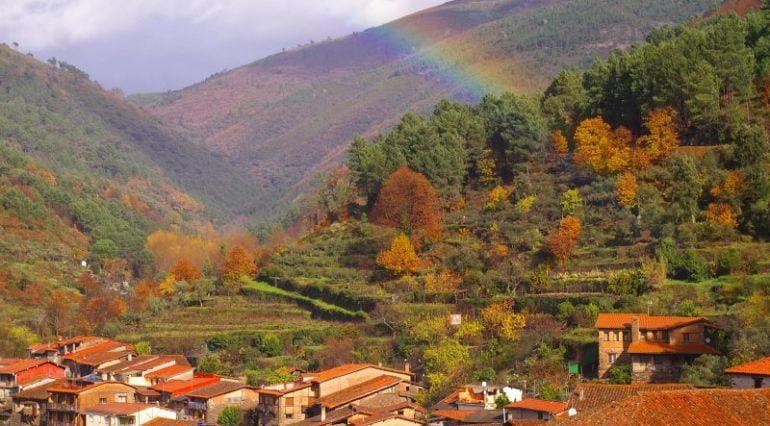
[637,107,679,162]
[370,167,442,241]
[170,259,202,282]
[77,292,126,334]
[616,172,639,208]
[550,130,568,154]
[222,246,258,282]
[376,233,421,276]
[706,203,738,230]
[547,216,582,266]
[711,171,745,201]
[145,230,222,272]
[129,278,159,312]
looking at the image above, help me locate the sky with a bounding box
[0,0,446,94]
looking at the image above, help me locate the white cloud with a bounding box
[0,0,446,92]
[0,0,443,49]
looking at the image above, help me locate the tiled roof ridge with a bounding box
[725,356,770,376]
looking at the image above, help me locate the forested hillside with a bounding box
[135,0,714,218]
[162,5,770,401]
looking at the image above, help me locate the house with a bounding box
[151,374,221,405]
[46,379,137,426]
[566,383,693,417]
[432,384,521,412]
[256,363,417,426]
[595,313,718,382]
[558,388,770,425]
[84,402,178,426]
[0,359,65,407]
[504,399,567,422]
[429,409,505,426]
[62,340,136,377]
[296,401,427,426]
[28,336,107,365]
[8,385,51,426]
[98,355,193,387]
[725,356,770,388]
[183,381,258,423]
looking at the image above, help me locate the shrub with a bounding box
[217,407,241,426]
[608,364,631,384]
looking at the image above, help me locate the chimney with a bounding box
[321,406,326,422]
[403,361,410,373]
[631,316,640,343]
[579,389,585,401]
[377,362,382,367]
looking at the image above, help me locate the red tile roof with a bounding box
[431,409,481,421]
[309,364,412,384]
[28,336,105,352]
[725,356,770,377]
[627,341,719,355]
[144,364,194,379]
[98,355,188,375]
[48,380,132,395]
[560,388,770,425]
[0,358,25,366]
[63,340,134,366]
[0,359,51,374]
[506,399,567,414]
[316,375,402,408]
[151,376,220,397]
[595,314,707,330]
[84,402,174,416]
[185,381,247,399]
[567,383,694,414]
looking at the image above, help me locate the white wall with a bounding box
[730,375,770,389]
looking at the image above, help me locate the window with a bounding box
[755,378,763,389]
[613,331,619,341]
[622,331,629,342]
[118,416,134,426]
[683,333,691,343]
[285,397,294,406]
[398,410,405,416]
[609,353,617,363]
[538,412,544,420]
[638,355,650,365]
[662,331,669,342]
[286,414,294,419]
[604,331,610,341]
[116,394,127,403]
[654,356,664,365]
[99,398,107,405]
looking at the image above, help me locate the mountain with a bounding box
[0,43,265,319]
[134,0,715,215]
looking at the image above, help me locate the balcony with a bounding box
[48,402,79,412]
[187,401,207,412]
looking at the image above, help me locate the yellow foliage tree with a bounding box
[376,233,420,276]
[550,130,568,154]
[616,172,638,208]
[480,300,526,341]
[485,186,510,210]
[573,117,630,175]
[711,171,745,200]
[514,195,537,215]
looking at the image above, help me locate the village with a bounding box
[2,312,769,426]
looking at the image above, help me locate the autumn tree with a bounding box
[170,259,202,282]
[560,189,582,216]
[221,246,257,294]
[637,107,679,161]
[316,166,357,222]
[480,299,526,341]
[370,167,442,240]
[376,233,420,276]
[616,172,638,208]
[547,216,582,266]
[706,203,738,231]
[550,130,568,154]
[573,117,630,175]
[485,186,510,210]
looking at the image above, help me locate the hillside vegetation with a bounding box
[135,0,714,218]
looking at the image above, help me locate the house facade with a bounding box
[183,381,258,423]
[504,399,567,422]
[47,379,137,426]
[596,313,718,382]
[84,403,177,426]
[0,359,65,407]
[725,356,770,388]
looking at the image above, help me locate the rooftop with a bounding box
[595,314,708,330]
[560,388,770,425]
[0,359,56,374]
[144,364,194,379]
[506,399,567,414]
[431,409,480,421]
[316,375,402,408]
[186,381,247,399]
[568,383,694,413]
[63,340,134,366]
[309,363,411,384]
[28,336,105,353]
[152,375,220,397]
[725,356,770,377]
[98,355,188,375]
[48,379,131,395]
[627,341,719,355]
